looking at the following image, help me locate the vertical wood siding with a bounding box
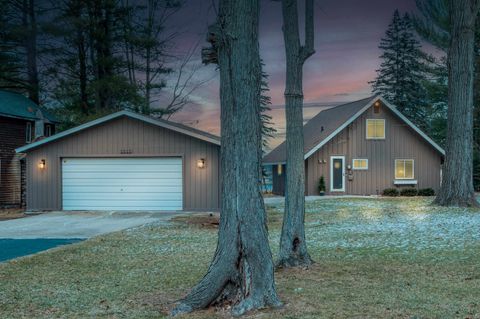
[271,102,442,195]
[25,116,220,211]
[305,104,442,195]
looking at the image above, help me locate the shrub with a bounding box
[418,188,435,196]
[318,176,326,194]
[400,188,418,196]
[382,188,399,196]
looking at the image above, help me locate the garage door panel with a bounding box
[62,179,183,187]
[62,157,183,211]
[63,185,182,193]
[63,192,183,200]
[62,164,182,173]
[63,158,182,165]
[63,172,182,180]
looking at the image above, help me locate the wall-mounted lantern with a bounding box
[38,159,46,170]
[197,158,206,169]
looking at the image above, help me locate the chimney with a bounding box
[35,110,45,139]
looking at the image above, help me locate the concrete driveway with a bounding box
[0,211,178,239]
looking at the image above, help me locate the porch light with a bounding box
[197,158,206,169]
[38,159,46,169]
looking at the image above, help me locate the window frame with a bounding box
[366,119,386,140]
[25,122,32,143]
[45,124,52,137]
[352,158,368,170]
[395,159,415,180]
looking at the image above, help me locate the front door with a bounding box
[330,156,345,192]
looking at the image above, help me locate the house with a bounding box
[263,96,445,196]
[16,110,220,212]
[0,90,57,207]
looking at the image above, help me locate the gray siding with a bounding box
[26,116,220,211]
[272,102,442,195]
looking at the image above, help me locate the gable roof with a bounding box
[263,96,445,164]
[16,110,220,153]
[0,90,58,123]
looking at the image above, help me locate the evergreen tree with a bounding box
[370,10,429,130]
[414,0,480,192]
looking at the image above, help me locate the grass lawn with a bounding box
[1,197,479,318]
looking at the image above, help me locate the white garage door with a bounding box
[62,158,183,211]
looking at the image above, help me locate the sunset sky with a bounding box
[159,0,442,149]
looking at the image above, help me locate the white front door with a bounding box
[330,156,345,192]
[62,157,183,211]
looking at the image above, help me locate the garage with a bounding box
[16,110,221,212]
[62,157,183,211]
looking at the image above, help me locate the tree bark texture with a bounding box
[278,0,315,268]
[24,0,39,104]
[434,0,480,207]
[171,0,281,316]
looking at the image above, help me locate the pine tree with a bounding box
[371,10,429,130]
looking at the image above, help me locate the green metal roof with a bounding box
[0,90,58,122]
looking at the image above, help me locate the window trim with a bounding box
[26,122,32,143]
[352,158,368,170]
[366,119,385,140]
[330,155,346,192]
[395,159,415,180]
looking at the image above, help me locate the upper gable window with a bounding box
[366,119,385,139]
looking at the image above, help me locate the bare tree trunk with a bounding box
[434,0,480,207]
[24,0,39,104]
[277,0,315,268]
[171,0,281,316]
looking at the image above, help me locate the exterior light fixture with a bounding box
[38,159,46,169]
[197,158,206,169]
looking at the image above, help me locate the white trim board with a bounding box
[16,110,220,153]
[330,155,345,192]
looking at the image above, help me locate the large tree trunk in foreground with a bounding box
[171,0,281,316]
[277,0,315,268]
[434,0,480,207]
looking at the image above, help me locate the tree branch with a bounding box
[301,0,315,61]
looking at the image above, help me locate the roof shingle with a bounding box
[0,90,58,122]
[263,96,378,164]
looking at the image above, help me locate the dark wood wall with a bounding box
[0,116,31,207]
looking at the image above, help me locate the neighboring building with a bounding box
[16,110,220,212]
[263,96,445,196]
[0,90,57,207]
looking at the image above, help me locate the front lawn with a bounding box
[1,197,479,318]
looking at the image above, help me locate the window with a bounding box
[26,122,32,143]
[277,164,283,176]
[366,119,385,139]
[45,125,52,137]
[395,159,414,179]
[352,159,368,170]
